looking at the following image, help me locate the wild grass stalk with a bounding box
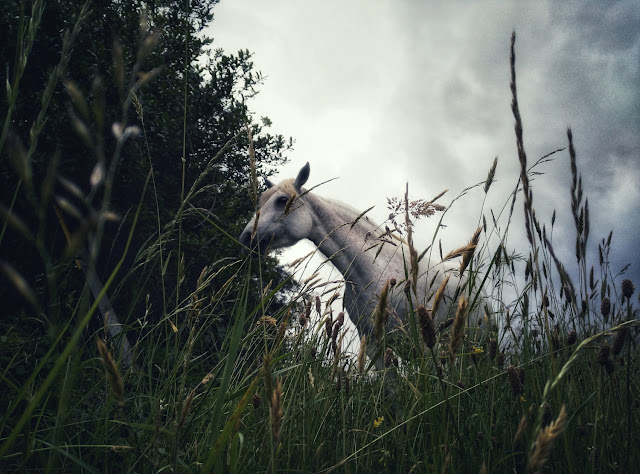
[0,0,45,157]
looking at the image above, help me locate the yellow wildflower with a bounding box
[520,396,526,403]
[373,416,384,428]
[473,346,484,354]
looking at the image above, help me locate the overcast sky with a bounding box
[206,1,640,305]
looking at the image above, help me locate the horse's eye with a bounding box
[276,195,289,206]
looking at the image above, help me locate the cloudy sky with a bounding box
[206,1,640,305]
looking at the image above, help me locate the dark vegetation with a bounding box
[1,0,289,378]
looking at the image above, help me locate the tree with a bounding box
[0,0,290,382]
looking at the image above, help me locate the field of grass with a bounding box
[1,7,638,473]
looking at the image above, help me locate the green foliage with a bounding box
[0,0,289,365]
[0,1,290,469]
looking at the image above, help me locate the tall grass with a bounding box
[1,11,638,474]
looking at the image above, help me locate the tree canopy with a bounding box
[0,0,291,375]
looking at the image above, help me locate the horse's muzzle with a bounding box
[239,230,269,255]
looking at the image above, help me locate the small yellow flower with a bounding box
[473,346,484,354]
[373,416,384,428]
[520,396,526,403]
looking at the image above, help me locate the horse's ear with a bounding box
[294,162,310,189]
[265,178,275,189]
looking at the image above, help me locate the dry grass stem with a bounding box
[270,378,284,448]
[284,192,296,215]
[357,335,367,374]
[245,118,258,206]
[442,245,474,263]
[384,347,398,368]
[402,185,419,296]
[460,226,482,275]
[0,261,42,314]
[506,365,522,394]
[431,274,450,317]
[96,337,124,406]
[513,415,527,446]
[449,295,468,363]
[373,280,390,344]
[622,279,635,300]
[612,328,627,355]
[250,209,260,242]
[418,305,437,349]
[177,388,196,432]
[527,405,567,473]
[484,156,498,193]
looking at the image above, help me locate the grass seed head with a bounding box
[484,156,498,194]
[270,378,284,448]
[431,274,450,318]
[597,343,615,375]
[622,279,635,300]
[460,227,482,275]
[449,295,468,363]
[277,320,287,343]
[489,338,497,360]
[384,347,398,368]
[96,338,124,406]
[298,311,308,328]
[540,402,553,429]
[331,324,340,343]
[527,405,567,474]
[601,297,611,319]
[612,328,627,355]
[283,192,296,215]
[0,261,42,314]
[506,365,522,395]
[177,388,195,432]
[257,315,277,327]
[513,415,527,446]
[373,280,390,344]
[438,317,454,333]
[357,335,367,374]
[596,343,610,365]
[418,305,437,349]
[252,392,262,409]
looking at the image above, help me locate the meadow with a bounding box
[1,5,638,473]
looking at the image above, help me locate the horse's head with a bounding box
[239,162,313,255]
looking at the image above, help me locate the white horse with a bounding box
[239,163,487,342]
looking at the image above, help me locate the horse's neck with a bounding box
[304,193,385,278]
